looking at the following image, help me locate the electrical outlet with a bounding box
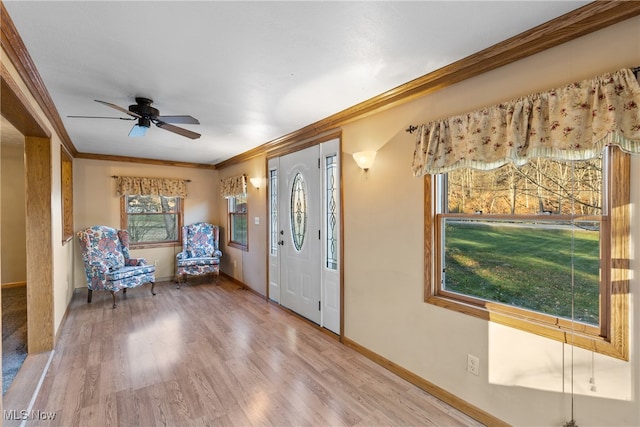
[467,354,480,376]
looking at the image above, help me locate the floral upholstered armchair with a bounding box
[77,225,156,308]
[176,222,222,288]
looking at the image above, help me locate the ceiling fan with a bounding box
[68,97,201,139]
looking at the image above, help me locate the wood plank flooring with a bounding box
[6,277,485,426]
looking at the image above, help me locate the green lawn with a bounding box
[444,221,600,325]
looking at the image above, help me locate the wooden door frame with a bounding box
[1,64,55,356]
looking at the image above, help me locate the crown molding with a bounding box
[1,62,50,138]
[215,1,640,169]
[75,152,216,170]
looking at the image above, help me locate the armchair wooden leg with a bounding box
[176,275,183,289]
[110,291,117,309]
[151,282,156,296]
[87,289,93,303]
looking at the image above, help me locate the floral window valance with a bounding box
[221,174,247,198]
[412,68,640,176]
[115,176,188,198]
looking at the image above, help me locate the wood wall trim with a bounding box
[342,337,509,427]
[609,148,630,360]
[61,147,74,243]
[265,130,342,160]
[1,62,50,138]
[1,281,26,289]
[216,1,640,169]
[0,1,77,157]
[25,136,54,354]
[75,152,217,169]
[218,129,343,168]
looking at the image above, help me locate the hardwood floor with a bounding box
[6,277,484,426]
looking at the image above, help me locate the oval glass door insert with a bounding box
[290,172,307,251]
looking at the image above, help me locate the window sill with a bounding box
[426,294,628,361]
[130,241,181,250]
[227,241,248,251]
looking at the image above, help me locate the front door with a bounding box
[268,138,340,333]
[279,145,321,323]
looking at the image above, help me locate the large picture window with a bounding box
[121,195,183,248]
[414,69,639,360]
[441,155,603,326]
[426,147,630,359]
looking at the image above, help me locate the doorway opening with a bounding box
[1,65,55,403]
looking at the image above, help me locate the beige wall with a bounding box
[73,159,219,283]
[217,17,640,426]
[1,139,26,284]
[217,156,267,294]
[340,17,640,427]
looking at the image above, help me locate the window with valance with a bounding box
[115,176,188,248]
[116,176,189,198]
[412,68,640,175]
[413,68,640,360]
[220,174,247,199]
[221,174,248,250]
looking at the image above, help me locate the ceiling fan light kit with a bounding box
[70,97,201,139]
[129,124,149,137]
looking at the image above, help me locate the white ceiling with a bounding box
[3,1,591,165]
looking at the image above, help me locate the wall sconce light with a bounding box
[249,177,262,190]
[353,151,377,172]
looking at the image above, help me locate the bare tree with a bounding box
[447,156,602,215]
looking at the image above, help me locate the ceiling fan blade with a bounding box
[67,115,136,120]
[95,99,142,119]
[156,115,200,125]
[155,122,201,139]
[128,124,149,137]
